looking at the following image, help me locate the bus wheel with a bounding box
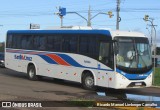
[27,65,38,81]
[82,73,95,90]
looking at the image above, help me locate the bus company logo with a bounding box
[14,54,32,61]
[138,74,148,77]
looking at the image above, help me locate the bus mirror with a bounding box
[110,40,117,43]
[112,40,117,43]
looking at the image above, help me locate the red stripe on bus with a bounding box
[46,54,71,66]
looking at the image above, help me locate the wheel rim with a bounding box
[29,69,34,78]
[85,76,94,88]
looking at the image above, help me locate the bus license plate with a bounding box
[135,83,142,86]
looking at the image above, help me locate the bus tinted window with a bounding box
[53,35,62,52]
[79,35,98,59]
[62,35,78,53]
[33,35,40,50]
[47,35,54,51]
[16,35,21,49]
[6,34,13,48]
[39,36,47,50]
[21,35,33,50]
[88,35,98,55]
[6,33,109,61]
[12,35,17,48]
[69,36,78,53]
[79,36,88,53]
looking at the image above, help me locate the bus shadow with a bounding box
[0,68,28,80]
[1,68,85,90]
[39,77,84,90]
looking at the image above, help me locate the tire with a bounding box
[27,65,38,81]
[82,73,95,90]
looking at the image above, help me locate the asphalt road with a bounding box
[0,68,95,110]
[0,68,160,110]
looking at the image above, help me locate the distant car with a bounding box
[0,52,5,67]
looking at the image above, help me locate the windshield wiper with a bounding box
[129,40,137,68]
[137,51,147,68]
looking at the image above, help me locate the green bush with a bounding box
[154,68,160,86]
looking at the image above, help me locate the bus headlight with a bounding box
[0,60,4,63]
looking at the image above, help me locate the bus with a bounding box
[5,27,153,89]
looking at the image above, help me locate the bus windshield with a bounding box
[115,37,152,70]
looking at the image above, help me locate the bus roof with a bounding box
[7,29,111,36]
[7,29,147,39]
[111,30,146,38]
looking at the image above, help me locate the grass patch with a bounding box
[69,100,94,107]
[68,99,95,107]
[153,67,160,86]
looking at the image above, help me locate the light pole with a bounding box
[67,12,88,24]
[67,11,113,27]
[55,6,113,27]
[54,7,66,27]
[143,15,157,85]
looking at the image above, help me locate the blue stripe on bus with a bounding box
[7,30,111,36]
[57,53,113,71]
[116,68,152,80]
[6,49,113,71]
[57,54,84,68]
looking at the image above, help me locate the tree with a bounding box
[0,42,4,52]
[157,47,160,55]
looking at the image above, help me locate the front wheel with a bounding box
[27,65,38,81]
[82,73,95,90]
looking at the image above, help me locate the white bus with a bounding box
[5,28,153,89]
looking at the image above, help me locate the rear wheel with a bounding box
[82,73,95,90]
[27,65,38,81]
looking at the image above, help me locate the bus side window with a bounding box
[88,36,98,59]
[12,35,17,48]
[47,36,54,51]
[69,36,78,53]
[27,36,33,50]
[53,35,62,52]
[16,35,22,49]
[79,35,98,59]
[79,36,88,53]
[21,35,33,50]
[33,36,40,50]
[99,42,110,65]
[39,36,47,50]
[21,36,27,49]
[7,35,13,48]
[62,36,70,52]
[62,35,78,53]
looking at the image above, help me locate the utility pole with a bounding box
[87,6,91,26]
[151,19,157,86]
[143,15,157,85]
[148,18,156,47]
[116,0,120,30]
[60,16,63,27]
